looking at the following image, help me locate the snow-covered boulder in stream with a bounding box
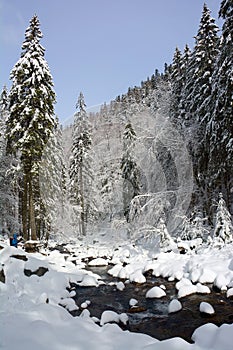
[146,286,166,298]
[168,299,182,313]
[199,302,215,315]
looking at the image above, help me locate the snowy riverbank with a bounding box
[1,238,233,350]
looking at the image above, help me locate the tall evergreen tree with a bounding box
[0,86,19,234]
[207,0,233,212]
[6,15,56,240]
[121,121,140,221]
[69,92,94,236]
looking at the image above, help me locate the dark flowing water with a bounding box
[70,266,233,343]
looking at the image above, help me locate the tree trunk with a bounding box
[79,165,86,236]
[29,175,37,240]
[22,173,28,240]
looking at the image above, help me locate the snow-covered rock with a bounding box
[59,297,79,311]
[214,274,228,291]
[168,299,182,313]
[146,286,166,298]
[226,287,233,298]
[129,270,146,283]
[116,281,125,291]
[196,283,211,294]
[81,300,91,309]
[78,274,99,287]
[199,268,217,284]
[100,310,128,326]
[129,298,138,307]
[199,302,215,315]
[88,258,108,266]
[178,284,197,298]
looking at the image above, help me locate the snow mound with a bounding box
[129,298,138,306]
[78,274,99,287]
[196,283,211,294]
[59,297,79,311]
[178,284,197,298]
[129,270,146,283]
[214,274,228,291]
[88,258,108,266]
[116,281,125,291]
[226,288,233,298]
[199,268,216,284]
[168,299,182,314]
[100,310,129,326]
[146,286,166,298]
[199,302,215,315]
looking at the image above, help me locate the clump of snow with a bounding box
[168,299,182,314]
[146,286,166,298]
[129,270,146,283]
[59,297,79,311]
[116,281,125,291]
[196,283,211,294]
[226,288,233,298]
[78,274,99,287]
[214,274,228,291]
[199,302,215,315]
[81,300,91,309]
[69,290,76,297]
[88,257,108,266]
[160,284,166,290]
[199,268,217,284]
[129,298,138,306]
[100,310,128,326]
[178,284,197,298]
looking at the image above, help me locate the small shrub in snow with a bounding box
[213,193,233,245]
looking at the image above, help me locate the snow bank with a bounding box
[1,241,233,350]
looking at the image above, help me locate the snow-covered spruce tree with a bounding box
[69,92,95,236]
[0,86,19,234]
[39,120,67,240]
[213,193,233,244]
[178,5,219,218]
[206,0,233,212]
[190,4,219,217]
[170,47,183,124]
[6,15,56,240]
[121,121,140,222]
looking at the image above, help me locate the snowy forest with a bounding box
[0,2,232,248]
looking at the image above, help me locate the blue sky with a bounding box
[1,0,222,122]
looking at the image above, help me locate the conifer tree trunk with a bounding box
[29,175,37,240]
[79,165,86,236]
[22,173,28,240]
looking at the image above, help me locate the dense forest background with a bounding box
[0,2,232,246]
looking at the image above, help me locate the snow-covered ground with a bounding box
[1,237,233,350]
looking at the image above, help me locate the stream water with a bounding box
[70,266,233,343]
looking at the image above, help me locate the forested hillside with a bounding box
[0,2,232,245]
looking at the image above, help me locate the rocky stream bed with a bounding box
[68,265,233,343]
